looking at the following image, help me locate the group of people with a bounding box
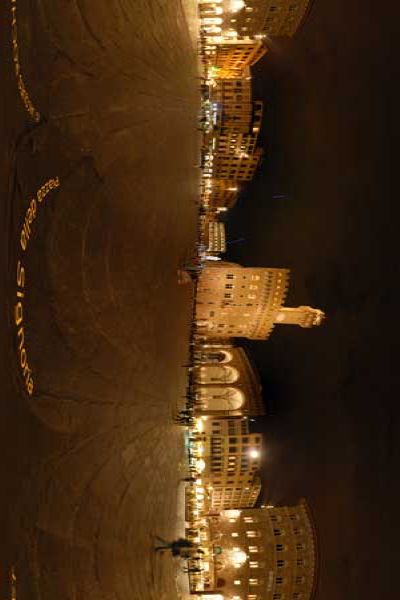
[154,537,204,573]
[173,407,195,426]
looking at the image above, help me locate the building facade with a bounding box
[195,417,262,509]
[205,220,227,254]
[210,39,267,78]
[201,500,318,600]
[211,70,263,136]
[200,0,311,40]
[196,261,324,340]
[202,178,239,210]
[193,343,265,416]
[210,132,263,181]
[226,0,312,38]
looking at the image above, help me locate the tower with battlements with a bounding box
[195,261,324,340]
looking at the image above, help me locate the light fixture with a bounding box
[249,449,260,459]
[230,548,247,567]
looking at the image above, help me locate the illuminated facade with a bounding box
[199,0,311,39]
[201,500,318,600]
[196,261,324,340]
[193,343,265,416]
[203,70,264,188]
[202,178,239,209]
[197,418,262,509]
[209,39,267,78]
[212,70,263,136]
[223,0,311,38]
[204,220,227,254]
[210,132,263,181]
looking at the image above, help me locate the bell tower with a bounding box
[274,306,325,328]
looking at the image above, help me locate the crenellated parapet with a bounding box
[195,261,324,341]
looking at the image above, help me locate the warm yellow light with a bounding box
[230,548,247,567]
[249,449,260,459]
[196,459,206,472]
[230,0,245,12]
[196,418,204,432]
[223,509,241,519]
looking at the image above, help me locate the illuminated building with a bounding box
[202,179,239,210]
[209,38,267,78]
[212,69,263,136]
[196,418,262,509]
[193,343,265,416]
[223,0,312,38]
[204,220,227,255]
[200,1,311,39]
[198,500,318,600]
[196,261,324,340]
[209,131,263,182]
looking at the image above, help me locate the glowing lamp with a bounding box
[249,449,260,459]
[230,548,247,567]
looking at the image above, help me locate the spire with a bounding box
[274,306,325,328]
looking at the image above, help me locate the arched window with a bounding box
[198,365,239,384]
[198,387,244,411]
[197,350,233,364]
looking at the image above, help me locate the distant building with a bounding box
[208,38,267,78]
[195,417,262,509]
[199,0,311,39]
[210,132,263,182]
[211,69,263,136]
[196,261,324,340]
[202,178,239,210]
[193,342,265,416]
[196,500,318,600]
[203,219,227,255]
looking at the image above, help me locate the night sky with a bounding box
[226,0,400,598]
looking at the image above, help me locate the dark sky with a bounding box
[226,0,400,598]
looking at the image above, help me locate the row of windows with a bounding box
[230,558,306,568]
[220,542,306,554]
[233,576,306,587]
[274,528,304,536]
[270,513,302,522]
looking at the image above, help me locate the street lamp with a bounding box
[230,548,247,568]
[249,449,260,459]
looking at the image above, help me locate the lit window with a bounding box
[249,578,259,586]
[232,532,239,537]
[234,580,241,585]
[246,530,261,539]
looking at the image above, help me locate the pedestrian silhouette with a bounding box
[154,536,195,555]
